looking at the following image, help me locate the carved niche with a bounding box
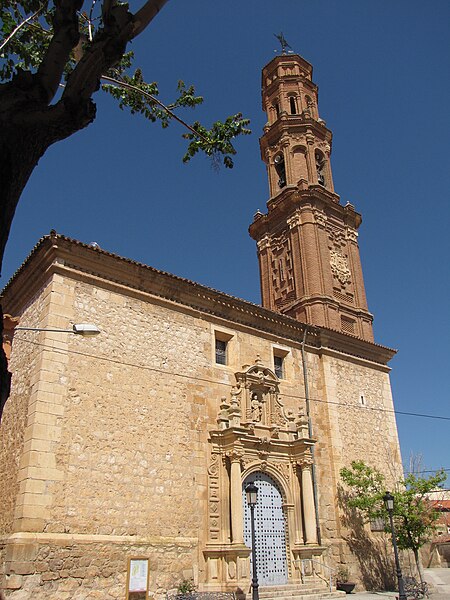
[327,222,352,289]
[232,356,290,429]
[330,249,351,286]
[270,231,296,307]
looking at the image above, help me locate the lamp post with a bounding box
[245,482,259,600]
[383,491,407,600]
[15,323,101,337]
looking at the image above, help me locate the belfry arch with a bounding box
[203,357,326,593]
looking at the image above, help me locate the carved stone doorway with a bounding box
[242,472,288,586]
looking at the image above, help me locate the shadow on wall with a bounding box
[337,485,396,591]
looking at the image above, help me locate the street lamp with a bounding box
[383,491,407,600]
[245,481,259,600]
[15,323,101,337]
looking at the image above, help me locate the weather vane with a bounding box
[274,32,293,55]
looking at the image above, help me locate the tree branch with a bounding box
[63,0,168,105]
[101,75,209,142]
[36,0,84,103]
[131,0,169,39]
[0,5,44,53]
[62,2,132,103]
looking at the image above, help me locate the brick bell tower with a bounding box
[249,53,374,341]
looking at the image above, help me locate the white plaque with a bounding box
[128,558,149,593]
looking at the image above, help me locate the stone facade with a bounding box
[0,233,401,598]
[0,53,403,599]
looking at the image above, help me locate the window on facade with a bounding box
[341,316,355,334]
[289,96,297,115]
[215,339,227,365]
[370,517,385,532]
[274,355,284,379]
[359,394,366,406]
[274,153,286,189]
[274,101,280,118]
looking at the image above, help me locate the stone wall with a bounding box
[3,536,196,600]
[0,279,53,536]
[1,271,402,597]
[318,353,401,588]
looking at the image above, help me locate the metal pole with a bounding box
[249,504,259,600]
[387,509,407,600]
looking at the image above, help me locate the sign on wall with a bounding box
[126,557,150,600]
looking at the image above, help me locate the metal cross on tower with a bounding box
[274,32,292,54]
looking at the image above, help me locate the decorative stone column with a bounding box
[229,450,244,545]
[300,458,318,544]
[256,235,274,311]
[305,131,315,182]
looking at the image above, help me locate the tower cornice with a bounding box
[260,117,333,162]
[249,186,362,241]
[262,54,314,83]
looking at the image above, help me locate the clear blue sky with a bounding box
[3,1,449,483]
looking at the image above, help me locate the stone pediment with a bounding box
[235,357,278,390]
[216,356,305,436]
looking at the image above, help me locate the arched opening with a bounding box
[289,96,297,115]
[273,101,280,118]
[274,153,286,189]
[242,472,288,586]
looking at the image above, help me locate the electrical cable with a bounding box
[11,334,450,423]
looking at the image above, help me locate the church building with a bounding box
[0,53,402,599]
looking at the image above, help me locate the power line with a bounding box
[11,334,450,423]
[406,468,450,474]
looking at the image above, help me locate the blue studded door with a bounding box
[242,472,288,586]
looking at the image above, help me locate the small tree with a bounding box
[340,460,446,583]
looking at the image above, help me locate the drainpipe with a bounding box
[300,326,322,546]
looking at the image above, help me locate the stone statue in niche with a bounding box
[228,358,292,429]
[250,392,263,422]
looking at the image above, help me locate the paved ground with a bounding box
[347,568,450,600]
[425,568,450,598]
[344,592,397,600]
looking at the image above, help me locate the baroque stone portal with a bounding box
[203,358,326,593]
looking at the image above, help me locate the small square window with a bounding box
[274,355,284,379]
[370,517,385,532]
[215,339,227,365]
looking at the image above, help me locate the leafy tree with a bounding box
[0,0,250,418]
[340,460,446,583]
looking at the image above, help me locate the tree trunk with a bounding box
[0,121,54,421]
[0,96,95,422]
[0,128,49,422]
[0,96,96,274]
[0,130,49,269]
[413,547,425,583]
[0,0,168,421]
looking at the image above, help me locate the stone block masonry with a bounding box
[2,534,196,599]
[0,232,401,597]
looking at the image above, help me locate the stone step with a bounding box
[259,592,344,597]
[255,590,345,600]
[243,585,345,600]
